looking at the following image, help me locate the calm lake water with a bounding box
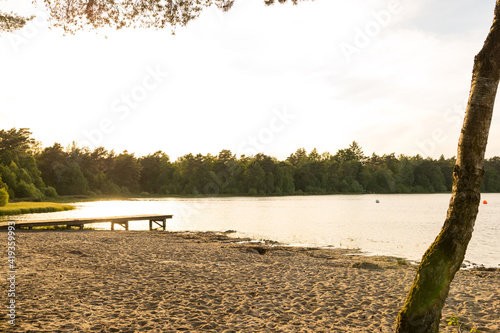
[7,194,500,267]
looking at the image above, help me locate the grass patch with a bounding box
[0,202,76,216]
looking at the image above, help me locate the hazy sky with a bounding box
[1,0,499,160]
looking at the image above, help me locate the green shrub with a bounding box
[0,188,9,207]
[349,180,364,193]
[43,186,58,198]
[120,186,131,195]
[101,182,121,195]
[396,183,411,194]
[411,185,426,193]
[14,181,43,201]
[228,187,240,195]
[159,185,169,195]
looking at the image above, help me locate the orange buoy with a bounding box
[483,200,488,204]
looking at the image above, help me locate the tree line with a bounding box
[1,128,500,202]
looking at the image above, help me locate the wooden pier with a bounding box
[0,214,173,231]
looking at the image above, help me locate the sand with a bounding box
[1,230,499,332]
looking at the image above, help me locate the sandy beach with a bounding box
[1,230,499,332]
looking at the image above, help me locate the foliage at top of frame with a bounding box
[0,0,313,34]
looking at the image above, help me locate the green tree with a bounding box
[110,151,142,194]
[437,154,455,191]
[286,149,323,192]
[157,155,175,194]
[373,168,395,193]
[413,159,447,193]
[36,143,89,195]
[93,172,121,195]
[139,151,171,193]
[245,161,266,194]
[265,172,275,194]
[61,163,90,195]
[0,187,8,206]
[0,162,17,198]
[42,0,234,34]
[336,141,365,163]
[0,11,34,33]
[483,157,500,192]
[286,148,308,167]
[213,150,241,195]
[396,155,414,189]
[36,143,68,189]
[0,174,9,206]
[396,2,500,330]
[174,153,213,194]
[0,128,46,198]
[0,128,36,163]
[277,161,295,194]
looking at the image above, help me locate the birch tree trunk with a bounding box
[396,2,500,332]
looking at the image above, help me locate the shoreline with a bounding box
[36,192,464,204]
[1,230,499,332]
[5,220,499,269]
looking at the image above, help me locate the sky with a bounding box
[1,0,499,161]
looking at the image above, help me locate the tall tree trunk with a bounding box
[396,2,500,332]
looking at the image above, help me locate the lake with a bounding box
[7,194,500,267]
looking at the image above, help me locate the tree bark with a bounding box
[396,2,500,332]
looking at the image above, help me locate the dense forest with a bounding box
[1,128,499,203]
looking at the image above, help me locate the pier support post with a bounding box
[111,221,128,230]
[149,219,166,231]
